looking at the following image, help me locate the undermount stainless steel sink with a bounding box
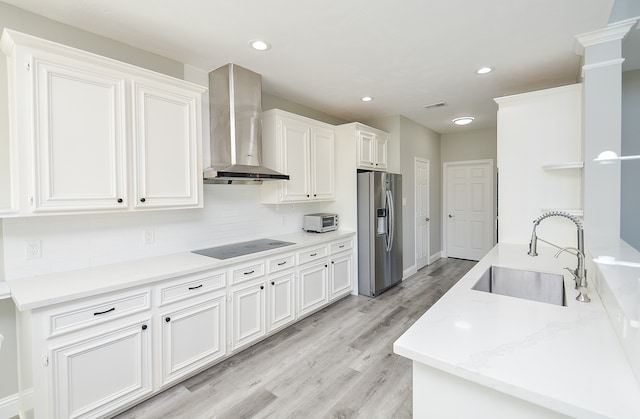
[472,266,567,307]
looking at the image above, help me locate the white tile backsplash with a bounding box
[2,184,330,280]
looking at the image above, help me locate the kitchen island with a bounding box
[394,243,640,418]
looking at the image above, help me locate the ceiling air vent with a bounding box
[424,101,447,110]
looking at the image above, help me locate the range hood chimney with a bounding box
[204,63,289,184]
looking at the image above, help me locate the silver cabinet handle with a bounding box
[448,214,454,218]
[426,217,430,221]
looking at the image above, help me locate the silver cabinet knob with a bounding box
[448,214,454,218]
[426,217,430,221]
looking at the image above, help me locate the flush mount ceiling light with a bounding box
[594,150,640,164]
[361,96,373,102]
[452,116,474,126]
[476,66,494,75]
[249,40,271,51]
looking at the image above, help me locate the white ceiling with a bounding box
[2,0,615,133]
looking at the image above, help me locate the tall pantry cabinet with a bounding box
[495,84,583,245]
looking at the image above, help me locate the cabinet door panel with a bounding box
[280,119,311,202]
[231,283,266,350]
[311,127,335,200]
[298,262,328,317]
[50,320,152,418]
[374,134,388,169]
[133,81,200,209]
[330,253,354,300]
[357,131,375,168]
[268,272,295,332]
[161,296,226,386]
[33,58,127,211]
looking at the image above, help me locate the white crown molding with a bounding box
[574,18,639,55]
[581,58,626,76]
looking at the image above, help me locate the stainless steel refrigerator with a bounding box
[357,171,403,297]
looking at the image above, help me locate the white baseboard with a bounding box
[429,251,443,264]
[0,393,18,419]
[403,265,417,280]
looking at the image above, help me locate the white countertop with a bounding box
[8,230,354,311]
[394,243,640,418]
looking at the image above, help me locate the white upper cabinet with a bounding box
[32,55,128,212]
[277,116,312,202]
[373,132,388,170]
[131,80,201,209]
[261,109,335,204]
[336,122,389,172]
[310,126,335,200]
[357,128,388,170]
[0,29,205,216]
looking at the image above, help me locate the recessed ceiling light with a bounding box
[361,96,373,102]
[250,40,271,51]
[452,116,475,125]
[476,66,494,75]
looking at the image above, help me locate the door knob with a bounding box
[448,214,454,218]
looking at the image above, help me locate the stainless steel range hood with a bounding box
[204,63,289,184]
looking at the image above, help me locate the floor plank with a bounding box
[115,257,475,419]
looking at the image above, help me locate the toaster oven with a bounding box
[303,213,338,233]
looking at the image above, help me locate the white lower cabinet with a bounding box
[328,237,354,301]
[159,294,226,387]
[49,318,153,419]
[267,271,296,332]
[16,234,355,419]
[230,280,267,351]
[329,252,354,301]
[298,260,329,318]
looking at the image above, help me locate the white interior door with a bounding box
[444,160,494,261]
[415,158,430,270]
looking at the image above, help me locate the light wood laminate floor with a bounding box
[115,257,476,419]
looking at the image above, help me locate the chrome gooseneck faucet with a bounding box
[527,211,590,302]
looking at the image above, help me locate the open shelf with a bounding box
[542,162,584,170]
[541,208,584,217]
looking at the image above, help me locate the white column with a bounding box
[575,19,638,245]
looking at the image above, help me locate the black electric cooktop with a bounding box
[192,238,295,260]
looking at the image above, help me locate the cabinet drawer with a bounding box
[47,290,151,337]
[330,238,353,254]
[267,254,295,274]
[158,270,226,306]
[297,246,328,265]
[231,262,266,285]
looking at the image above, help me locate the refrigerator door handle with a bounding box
[386,190,394,252]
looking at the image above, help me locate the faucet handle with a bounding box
[563,267,579,288]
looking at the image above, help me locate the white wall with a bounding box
[441,127,497,163]
[621,69,640,250]
[496,84,583,247]
[263,93,347,126]
[2,187,334,280]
